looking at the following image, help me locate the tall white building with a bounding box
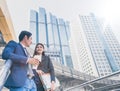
[70,24,100,76]
[70,13,120,77]
[69,25,83,72]
[103,25,120,71]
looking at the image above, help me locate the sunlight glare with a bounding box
[103,0,120,22]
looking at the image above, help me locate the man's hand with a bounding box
[27,58,39,65]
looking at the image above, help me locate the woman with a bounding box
[33,43,55,91]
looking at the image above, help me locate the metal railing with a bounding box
[64,70,120,91]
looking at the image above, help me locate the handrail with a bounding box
[64,70,120,91]
[92,83,120,91]
[0,59,12,90]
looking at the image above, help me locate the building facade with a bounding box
[30,7,73,68]
[71,13,120,77]
[0,0,16,43]
[103,25,120,71]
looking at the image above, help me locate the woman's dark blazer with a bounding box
[33,55,55,85]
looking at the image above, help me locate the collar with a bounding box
[20,43,26,48]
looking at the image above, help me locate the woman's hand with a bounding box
[50,81,55,91]
[36,70,44,75]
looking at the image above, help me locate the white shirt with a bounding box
[33,55,42,69]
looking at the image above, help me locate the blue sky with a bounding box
[6,0,120,42]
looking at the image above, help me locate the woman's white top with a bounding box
[33,55,42,69]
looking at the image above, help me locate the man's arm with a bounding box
[2,40,28,64]
[2,40,17,60]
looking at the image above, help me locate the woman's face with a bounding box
[36,44,44,55]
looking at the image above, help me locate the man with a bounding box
[3,30,39,91]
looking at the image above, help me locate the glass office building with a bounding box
[77,13,120,77]
[30,10,38,44]
[30,7,73,68]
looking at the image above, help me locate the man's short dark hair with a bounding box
[19,30,32,42]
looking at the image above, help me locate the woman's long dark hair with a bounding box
[33,43,45,56]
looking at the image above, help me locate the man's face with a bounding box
[25,35,32,47]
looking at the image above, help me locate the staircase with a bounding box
[0,59,9,91]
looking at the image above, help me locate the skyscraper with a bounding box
[30,7,73,68]
[30,10,38,44]
[71,13,120,77]
[103,25,120,71]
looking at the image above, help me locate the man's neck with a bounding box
[20,42,26,48]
